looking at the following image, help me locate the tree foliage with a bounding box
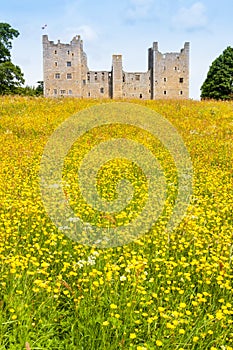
[201,46,233,100]
[17,81,44,96]
[0,22,24,94]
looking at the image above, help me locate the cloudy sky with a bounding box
[2,0,233,99]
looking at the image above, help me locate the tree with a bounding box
[16,81,44,96]
[35,81,44,95]
[0,22,24,94]
[201,46,233,100]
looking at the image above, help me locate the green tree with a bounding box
[0,22,24,94]
[17,81,44,96]
[201,46,233,100]
[35,81,44,95]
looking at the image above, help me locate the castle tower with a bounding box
[149,42,189,99]
[42,34,88,97]
[112,55,123,99]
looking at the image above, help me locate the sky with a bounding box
[1,0,233,100]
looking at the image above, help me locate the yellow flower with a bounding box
[110,303,117,309]
[179,302,187,309]
[156,340,163,347]
[193,336,199,342]
[166,322,175,329]
[92,281,99,287]
[158,306,165,312]
[102,321,109,326]
[147,317,153,324]
[130,333,137,339]
[216,311,224,320]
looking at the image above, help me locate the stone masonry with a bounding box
[43,35,189,99]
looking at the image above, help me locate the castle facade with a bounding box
[42,35,189,99]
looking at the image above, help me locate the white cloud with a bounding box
[64,25,98,42]
[126,0,154,21]
[76,25,98,41]
[172,2,207,31]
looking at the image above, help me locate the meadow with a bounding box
[0,96,232,350]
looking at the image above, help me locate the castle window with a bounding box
[180,90,183,95]
[123,75,125,83]
[67,73,72,79]
[67,61,72,67]
[135,74,140,81]
[55,73,60,79]
[164,77,167,82]
[68,90,72,95]
[102,72,105,81]
[174,67,178,71]
[54,89,57,95]
[95,74,98,81]
[67,50,70,55]
[83,80,86,85]
[54,50,57,54]
[87,73,90,81]
[60,90,66,95]
[179,77,184,83]
[55,62,58,67]
[139,93,142,99]
[164,90,167,95]
[88,92,91,97]
[100,87,104,93]
[72,53,74,57]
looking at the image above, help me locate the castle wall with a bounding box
[43,35,87,97]
[151,42,189,99]
[122,71,151,100]
[42,35,190,100]
[82,71,111,98]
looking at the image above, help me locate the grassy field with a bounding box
[0,96,233,350]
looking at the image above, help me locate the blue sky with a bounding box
[2,0,233,99]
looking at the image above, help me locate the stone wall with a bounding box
[42,35,189,100]
[151,42,189,99]
[122,71,151,100]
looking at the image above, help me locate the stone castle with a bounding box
[42,35,189,99]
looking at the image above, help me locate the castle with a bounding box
[42,35,189,99]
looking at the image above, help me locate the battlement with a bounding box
[43,35,189,99]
